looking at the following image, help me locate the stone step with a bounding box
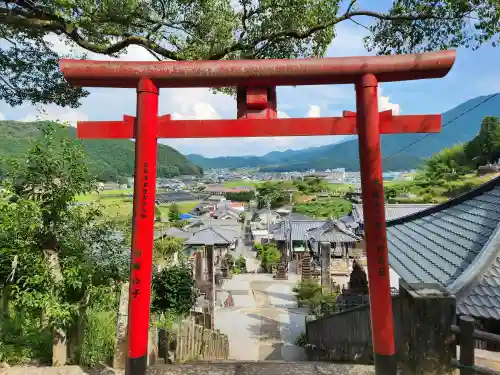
[147,361,375,375]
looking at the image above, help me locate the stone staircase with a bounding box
[146,361,375,375]
[1,361,375,375]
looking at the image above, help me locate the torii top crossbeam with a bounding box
[59,50,455,88]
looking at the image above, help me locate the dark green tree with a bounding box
[168,203,180,222]
[0,122,128,332]
[3,1,499,107]
[419,144,471,181]
[256,182,287,209]
[465,116,500,166]
[151,264,196,316]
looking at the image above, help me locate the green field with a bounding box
[76,189,200,220]
[223,180,261,188]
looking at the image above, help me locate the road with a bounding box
[215,236,308,361]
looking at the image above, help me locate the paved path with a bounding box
[214,273,307,361]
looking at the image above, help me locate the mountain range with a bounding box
[0,121,202,181]
[186,93,500,172]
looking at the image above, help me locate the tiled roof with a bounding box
[156,227,191,240]
[184,226,238,245]
[386,176,500,319]
[352,203,435,223]
[307,220,361,246]
[273,219,326,241]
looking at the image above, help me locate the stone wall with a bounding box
[306,280,456,374]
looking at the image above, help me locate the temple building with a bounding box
[386,176,500,350]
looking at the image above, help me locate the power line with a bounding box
[383,93,499,161]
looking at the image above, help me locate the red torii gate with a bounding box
[60,50,455,375]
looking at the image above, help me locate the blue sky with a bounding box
[1,1,499,157]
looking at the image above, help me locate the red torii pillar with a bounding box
[60,50,455,375]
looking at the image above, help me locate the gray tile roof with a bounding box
[273,219,327,241]
[386,176,500,320]
[307,220,361,246]
[157,227,191,240]
[184,226,238,245]
[352,203,435,223]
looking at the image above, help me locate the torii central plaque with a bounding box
[60,50,456,375]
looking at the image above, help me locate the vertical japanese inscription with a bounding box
[131,248,142,298]
[372,178,386,277]
[141,162,149,220]
[131,162,149,299]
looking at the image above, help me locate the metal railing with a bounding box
[451,315,500,374]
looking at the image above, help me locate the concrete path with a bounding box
[214,274,307,361]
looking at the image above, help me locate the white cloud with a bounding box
[20,106,88,126]
[0,111,5,121]
[306,105,321,118]
[378,87,401,115]
[171,103,220,120]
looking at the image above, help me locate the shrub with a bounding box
[152,264,196,316]
[293,279,339,317]
[295,332,308,348]
[0,310,51,365]
[78,307,116,367]
[293,279,321,302]
[236,255,247,272]
[260,244,280,273]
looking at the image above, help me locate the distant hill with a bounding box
[187,93,500,171]
[0,121,202,181]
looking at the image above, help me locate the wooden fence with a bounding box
[451,315,500,375]
[158,318,229,363]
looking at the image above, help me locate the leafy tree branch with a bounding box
[1,0,499,107]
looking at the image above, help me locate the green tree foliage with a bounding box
[416,116,500,183]
[2,1,496,107]
[256,182,287,209]
[465,116,500,166]
[294,199,352,219]
[418,144,471,182]
[225,191,255,202]
[260,244,280,273]
[0,121,202,181]
[168,203,181,222]
[293,279,340,317]
[153,236,184,264]
[151,264,196,316]
[0,122,128,331]
[294,178,328,195]
[235,255,247,273]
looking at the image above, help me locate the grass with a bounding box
[390,172,500,204]
[223,180,261,188]
[294,198,352,219]
[75,189,201,221]
[75,188,133,203]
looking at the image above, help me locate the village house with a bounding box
[251,207,282,225]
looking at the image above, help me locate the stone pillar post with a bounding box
[195,251,203,283]
[397,280,456,374]
[206,245,215,329]
[113,282,129,369]
[320,243,331,293]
